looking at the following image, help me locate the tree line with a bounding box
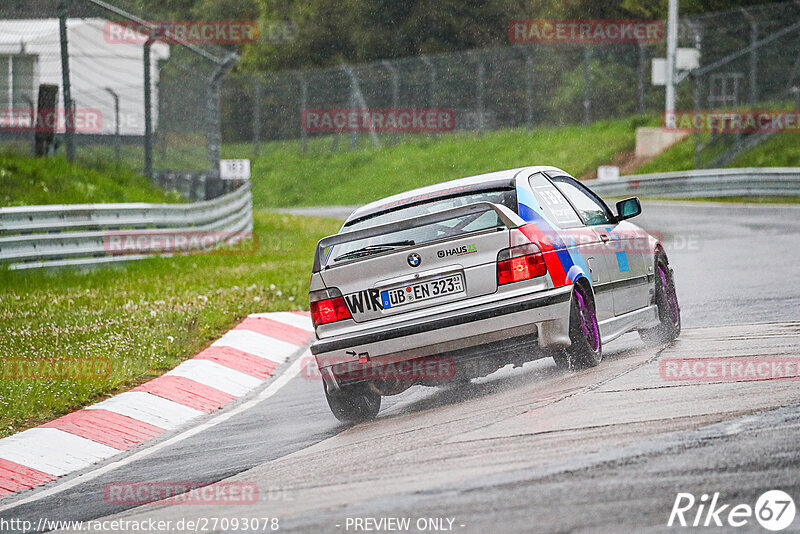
[129,0,783,71]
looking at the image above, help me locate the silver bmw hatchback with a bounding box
[309,166,680,422]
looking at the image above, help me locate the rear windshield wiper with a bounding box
[333,240,415,262]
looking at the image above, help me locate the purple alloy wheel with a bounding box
[575,289,600,352]
[658,264,679,325]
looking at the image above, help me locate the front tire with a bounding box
[553,283,602,370]
[640,253,681,346]
[325,382,381,423]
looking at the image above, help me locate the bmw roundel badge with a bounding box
[407,253,421,267]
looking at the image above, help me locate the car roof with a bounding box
[345,165,568,224]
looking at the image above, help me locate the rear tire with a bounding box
[324,382,381,423]
[640,253,681,346]
[553,283,602,370]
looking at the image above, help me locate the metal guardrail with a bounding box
[584,168,800,199]
[0,183,253,270]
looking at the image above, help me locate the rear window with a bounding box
[325,188,516,266]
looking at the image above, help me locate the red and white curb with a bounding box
[0,311,314,499]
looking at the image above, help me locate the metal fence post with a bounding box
[691,21,704,61]
[157,71,167,162]
[34,84,58,157]
[689,22,704,106]
[297,73,308,154]
[105,88,120,163]
[420,55,437,109]
[583,46,591,125]
[382,60,399,145]
[143,39,153,179]
[524,51,534,130]
[21,95,35,154]
[206,54,237,199]
[468,52,485,136]
[786,44,800,97]
[58,0,75,162]
[692,72,700,169]
[421,55,437,137]
[342,65,359,150]
[341,64,380,148]
[253,78,262,157]
[741,8,758,105]
[637,43,647,114]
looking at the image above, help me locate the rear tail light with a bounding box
[497,244,547,285]
[310,288,352,327]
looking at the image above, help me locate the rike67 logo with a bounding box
[668,490,796,531]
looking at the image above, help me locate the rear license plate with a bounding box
[380,274,464,309]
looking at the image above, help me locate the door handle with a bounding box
[599,234,609,242]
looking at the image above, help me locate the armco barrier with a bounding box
[584,168,800,199]
[0,183,252,270]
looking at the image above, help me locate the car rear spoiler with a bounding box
[312,202,525,272]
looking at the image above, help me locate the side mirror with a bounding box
[616,197,641,221]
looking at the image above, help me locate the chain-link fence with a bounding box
[224,43,655,153]
[0,0,237,198]
[677,3,800,167]
[3,1,799,180]
[223,1,800,166]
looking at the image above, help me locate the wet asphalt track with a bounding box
[2,201,800,533]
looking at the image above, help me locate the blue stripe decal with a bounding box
[517,186,590,284]
[616,251,630,273]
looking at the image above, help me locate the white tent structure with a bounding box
[0,18,169,136]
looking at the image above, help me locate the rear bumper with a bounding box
[311,286,572,391]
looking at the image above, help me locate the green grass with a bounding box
[0,212,341,437]
[636,132,800,174]
[75,141,210,174]
[0,152,182,206]
[634,136,697,174]
[632,130,800,190]
[628,130,800,203]
[623,129,800,203]
[222,116,654,208]
[633,131,742,174]
[728,133,800,167]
